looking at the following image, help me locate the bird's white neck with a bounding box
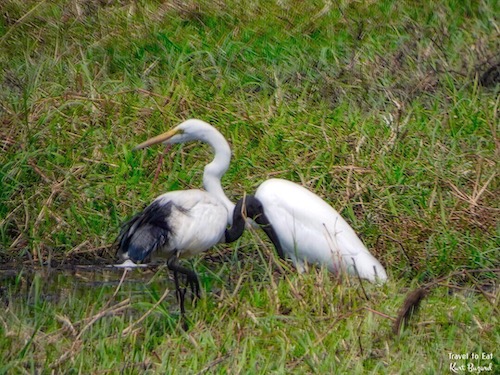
[201,130,236,224]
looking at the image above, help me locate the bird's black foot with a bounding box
[168,257,201,314]
[185,272,200,303]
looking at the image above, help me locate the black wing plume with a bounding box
[116,200,174,262]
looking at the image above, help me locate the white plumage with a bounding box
[148,191,228,259]
[130,118,388,284]
[255,178,387,282]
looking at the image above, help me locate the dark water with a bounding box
[0,262,179,308]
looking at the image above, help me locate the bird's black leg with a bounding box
[185,269,200,302]
[171,267,186,316]
[167,256,200,311]
[171,267,190,331]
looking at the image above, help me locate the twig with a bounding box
[50,341,82,369]
[464,270,499,315]
[364,307,395,321]
[121,287,170,336]
[424,268,499,289]
[0,0,48,45]
[152,144,172,185]
[8,192,30,250]
[447,171,496,208]
[136,88,170,99]
[376,233,417,272]
[76,299,131,341]
[28,159,52,184]
[288,310,357,370]
[357,320,364,357]
[51,299,131,369]
[352,257,370,301]
[55,315,77,337]
[111,268,129,300]
[65,240,90,256]
[195,354,231,375]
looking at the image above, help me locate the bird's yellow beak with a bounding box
[134,128,181,150]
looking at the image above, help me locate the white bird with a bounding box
[252,178,387,282]
[139,119,388,284]
[116,119,235,314]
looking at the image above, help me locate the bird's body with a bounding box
[116,119,235,315]
[255,178,387,282]
[117,190,228,263]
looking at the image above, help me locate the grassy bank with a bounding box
[0,0,498,373]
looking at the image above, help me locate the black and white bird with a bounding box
[131,119,387,284]
[116,120,237,314]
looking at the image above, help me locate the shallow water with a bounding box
[0,262,180,309]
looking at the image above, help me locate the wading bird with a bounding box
[137,119,387,283]
[116,120,236,315]
[117,120,280,316]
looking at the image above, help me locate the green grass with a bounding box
[0,0,498,373]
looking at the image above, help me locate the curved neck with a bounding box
[201,129,236,224]
[225,195,285,259]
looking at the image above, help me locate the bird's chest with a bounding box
[169,201,227,257]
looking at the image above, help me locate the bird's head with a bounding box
[134,119,219,150]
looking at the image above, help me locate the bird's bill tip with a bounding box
[133,128,180,150]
